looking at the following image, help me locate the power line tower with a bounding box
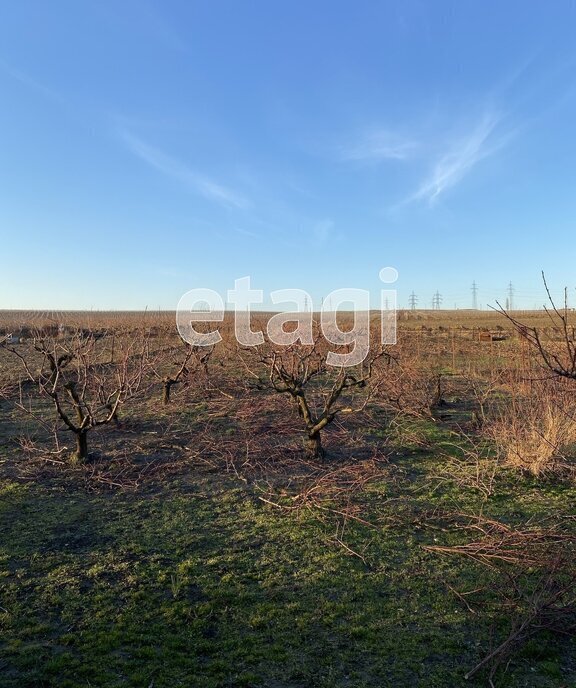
[471,281,478,310]
[432,291,443,310]
[408,291,418,311]
[507,282,515,311]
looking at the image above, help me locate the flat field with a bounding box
[1,310,575,688]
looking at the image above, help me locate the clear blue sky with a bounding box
[1,1,576,310]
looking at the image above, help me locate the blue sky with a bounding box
[1,1,576,310]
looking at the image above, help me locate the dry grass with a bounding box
[487,381,576,476]
[3,310,576,686]
[425,513,576,685]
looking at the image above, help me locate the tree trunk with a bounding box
[163,380,173,405]
[76,430,89,461]
[304,432,324,460]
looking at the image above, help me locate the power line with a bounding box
[408,291,418,310]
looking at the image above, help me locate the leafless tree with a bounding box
[7,329,151,461]
[497,272,576,381]
[154,342,213,404]
[377,355,443,419]
[258,338,388,459]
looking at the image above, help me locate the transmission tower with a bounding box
[432,291,443,310]
[408,291,418,311]
[507,282,515,311]
[471,281,478,310]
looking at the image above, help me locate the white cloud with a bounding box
[342,129,417,162]
[411,111,509,203]
[0,59,65,105]
[119,130,250,209]
[234,227,258,238]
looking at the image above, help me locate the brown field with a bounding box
[1,308,575,687]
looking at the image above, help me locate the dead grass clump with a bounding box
[487,382,576,477]
[435,436,500,499]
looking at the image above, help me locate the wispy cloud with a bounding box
[342,129,417,162]
[0,59,66,105]
[410,111,511,203]
[234,226,258,238]
[119,131,250,209]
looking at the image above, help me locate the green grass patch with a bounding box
[1,415,575,687]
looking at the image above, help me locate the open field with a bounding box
[1,310,576,687]
[1,308,571,331]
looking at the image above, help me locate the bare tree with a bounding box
[258,339,387,459]
[497,272,576,381]
[8,330,151,461]
[154,342,213,405]
[377,355,443,419]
